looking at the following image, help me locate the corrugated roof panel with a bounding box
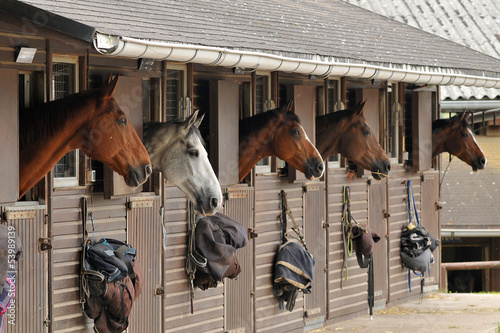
[348,0,500,100]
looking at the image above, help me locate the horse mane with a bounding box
[239,108,300,138]
[144,119,205,147]
[432,115,469,132]
[19,89,96,150]
[316,108,352,132]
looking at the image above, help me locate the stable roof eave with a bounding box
[1,0,96,43]
[94,33,500,89]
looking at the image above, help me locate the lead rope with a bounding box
[280,190,309,252]
[185,210,207,314]
[341,185,354,288]
[406,180,425,301]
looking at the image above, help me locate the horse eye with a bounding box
[118,118,127,125]
[462,132,468,138]
[189,150,199,158]
[291,129,300,138]
[363,131,371,137]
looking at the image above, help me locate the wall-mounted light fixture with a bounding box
[139,58,154,71]
[15,47,37,63]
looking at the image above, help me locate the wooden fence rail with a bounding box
[440,261,500,292]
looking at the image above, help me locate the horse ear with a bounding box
[352,100,367,116]
[102,74,119,98]
[183,110,200,131]
[460,111,470,123]
[193,111,205,128]
[280,98,294,114]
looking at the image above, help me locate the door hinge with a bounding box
[39,238,52,251]
[155,286,164,296]
[248,228,258,239]
[44,318,51,327]
[383,210,391,218]
[322,220,329,229]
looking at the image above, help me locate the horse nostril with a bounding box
[480,158,486,167]
[210,197,219,209]
[317,162,324,174]
[145,164,152,177]
[386,163,391,172]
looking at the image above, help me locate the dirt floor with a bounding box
[311,293,500,333]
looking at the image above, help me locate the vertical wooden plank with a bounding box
[0,69,19,202]
[303,182,326,329]
[420,171,440,288]
[209,80,239,186]
[3,205,48,333]
[128,196,163,333]
[412,91,432,172]
[104,76,144,198]
[224,187,254,333]
[287,85,316,182]
[369,180,388,305]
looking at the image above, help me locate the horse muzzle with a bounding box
[304,158,325,180]
[371,160,391,180]
[196,194,222,216]
[126,164,153,187]
[472,157,487,172]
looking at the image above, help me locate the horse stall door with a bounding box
[163,184,225,333]
[420,171,440,289]
[1,204,48,333]
[127,195,163,333]
[223,187,255,333]
[368,180,388,307]
[303,183,327,330]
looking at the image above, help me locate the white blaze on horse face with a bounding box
[299,124,324,178]
[468,128,487,166]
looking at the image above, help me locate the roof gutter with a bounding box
[441,229,500,237]
[94,32,500,88]
[441,100,500,111]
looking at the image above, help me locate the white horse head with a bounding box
[144,110,222,215]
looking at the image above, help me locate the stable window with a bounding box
[387,82,402,164]
[166,65,188,121]
[52,56,79,188]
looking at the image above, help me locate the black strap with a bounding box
[368,254,374,317]
[114,245,136,286]
[356,250,370,269]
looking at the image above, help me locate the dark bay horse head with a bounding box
[239,99,324,181]
[432,113,486,171]
[19,75,152,197]
[316,101,391,180]
[144,111,223,216]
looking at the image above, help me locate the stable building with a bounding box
[2,1,500,332]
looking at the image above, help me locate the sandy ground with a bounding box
[311,293,500,333]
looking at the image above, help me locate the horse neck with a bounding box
[145,124,178,171]
[238,115,279,180]
[316,112,344,159]
[432,126,450,157]
[19,95,94,195]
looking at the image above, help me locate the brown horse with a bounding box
[315,101,391,180]
[239,100,324,182]
[432,113,486,171]
[19,76,152,197]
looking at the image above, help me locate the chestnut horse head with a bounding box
[239,99,324,181]
[432,113,486,171]
[316,101,391,180]
[144,111,223,216]
[19,75,152,197]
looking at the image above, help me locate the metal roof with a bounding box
[347,0,500,101]
[7,0,500,87]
